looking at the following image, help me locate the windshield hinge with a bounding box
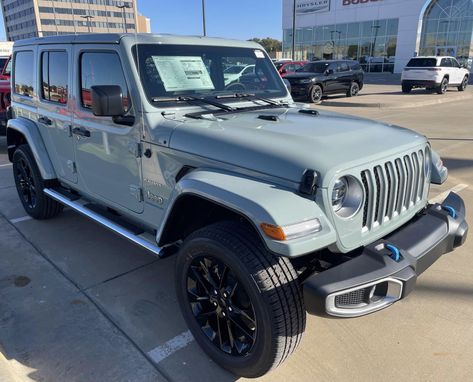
[129,185,143,202]
[129,142,142,158]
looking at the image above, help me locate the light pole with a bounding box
[117,2,131,33]
[202,0,206,36]
[292,0,297,60]
[81,15,94,33]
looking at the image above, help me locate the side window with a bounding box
[450,58,460,68]
[41,51,68,104]
[14,51,34,97]
[339,63,349,72]
[440,58,450,67]
[80,52,129,111]
[242,65,254,75]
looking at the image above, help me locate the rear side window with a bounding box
[406,58,437,67]
[41,51,68,104]
[349,62,361,70]
[440,58,451,67]
[80,52,129,111]
[14,51,34,97]
[339,62,349,72]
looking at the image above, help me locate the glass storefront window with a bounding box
[283,18,399,72]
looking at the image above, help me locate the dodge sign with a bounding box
[296,0,331,14]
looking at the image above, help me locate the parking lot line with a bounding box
[429,183,469,204]
[0,163,12,167]
[10,215,33,224]
[147,330,194,364]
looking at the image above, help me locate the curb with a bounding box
[320,91,473,109]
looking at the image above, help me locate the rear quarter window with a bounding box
[13,51,34,97]
[406,58,437,67]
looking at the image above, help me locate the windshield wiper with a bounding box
[152,95,235,112]
[215,93,287,107]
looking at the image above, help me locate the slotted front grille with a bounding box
[361,149,427,231]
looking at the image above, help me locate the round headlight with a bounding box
[331,176,364,218]
[332,177,348,212]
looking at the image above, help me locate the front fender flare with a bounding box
[7,117,57,180]
[158,169,336,257]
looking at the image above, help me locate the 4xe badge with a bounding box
[343,0,384,5]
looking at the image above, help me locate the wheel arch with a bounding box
[7,118,57,180]
[156,169,337,257]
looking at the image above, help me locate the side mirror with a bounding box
[325,69,334,75]
[281,68,287,74]
[91,85,125,117]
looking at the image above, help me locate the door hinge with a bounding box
[129,185,143,202]
[128,142,142,158]
[67,160,77,174]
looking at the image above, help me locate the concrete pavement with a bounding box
[0,91,472,381]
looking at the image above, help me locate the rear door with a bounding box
[449,58,463,84]
[72,47,143,213]
[36,46,76,183]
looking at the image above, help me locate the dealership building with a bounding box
[282,0,473,73]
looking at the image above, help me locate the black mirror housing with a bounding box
[91,85,125,117]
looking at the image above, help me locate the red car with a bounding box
[274,60,308,77]
[0,55,11,133]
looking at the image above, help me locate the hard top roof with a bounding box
[13,33,262,49]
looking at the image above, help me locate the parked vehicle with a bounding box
[284,60,364,103]
[0,55,11,134]
[223,64,255,85]
[274,60,307,77]
[6,34,468,378]
[401,56,469,94]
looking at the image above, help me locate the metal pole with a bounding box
[117,3,129,33]
[81,15,93,33]
[292,0,296,60]
[202,0,206,36]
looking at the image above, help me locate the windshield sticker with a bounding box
[152,56,215,92]
[254,50,265,58]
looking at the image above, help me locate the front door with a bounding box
[72,48,143,213]
[37,46,77,183]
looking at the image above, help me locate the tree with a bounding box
[248,37,282,54]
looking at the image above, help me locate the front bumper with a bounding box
[303,192,468,318]
[289,83,311,98]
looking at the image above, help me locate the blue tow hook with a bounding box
[385,244,401,262]
[442,205,457,219]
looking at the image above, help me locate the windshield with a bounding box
[297,62,330,73]
[133,44,287,105]
[406,58,437,67]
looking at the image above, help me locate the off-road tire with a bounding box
[175,221,306,378]
[401,84,412,93]
[458,76,468,91]
[437,77,448,94]
[309,84,323,103]
[346,81,360,97]
[12,145,63,219]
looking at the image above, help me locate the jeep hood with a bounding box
[168,107,426,186]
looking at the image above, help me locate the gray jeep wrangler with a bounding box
[6,34,468,378]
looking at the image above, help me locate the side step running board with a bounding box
[44,188,162,256]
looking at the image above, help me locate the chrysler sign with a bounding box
[296,0,331,14]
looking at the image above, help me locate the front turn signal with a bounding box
[260,219,321,241]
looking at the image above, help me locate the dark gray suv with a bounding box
[285,60,364,103]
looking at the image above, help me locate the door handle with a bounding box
[72,127,91,137]
[38,116,52,125]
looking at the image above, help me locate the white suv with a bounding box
[401,56,469,94]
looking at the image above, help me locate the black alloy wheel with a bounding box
[186,255,256,356]
[12,145,63,219]
[176,221,305,378]
[309,84,323,103]
[15,156,37,209]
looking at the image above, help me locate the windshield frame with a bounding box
[132,43,288,108]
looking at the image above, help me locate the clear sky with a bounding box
[0,0,283,41]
